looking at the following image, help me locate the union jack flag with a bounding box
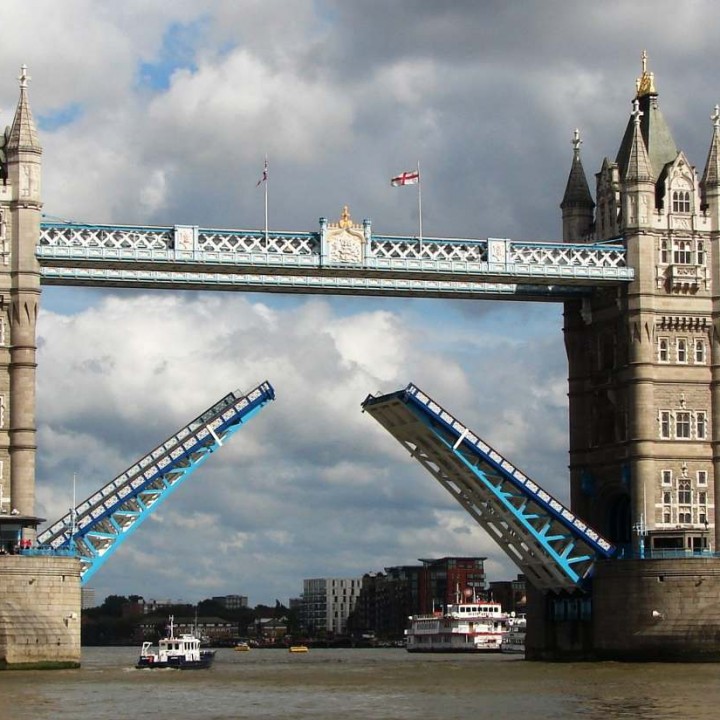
[256,158,268,186]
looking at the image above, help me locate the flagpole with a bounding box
[417,160,423,250]
[264,154,268,243]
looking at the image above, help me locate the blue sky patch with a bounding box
[137,18,207,91]
[38,102,83,131]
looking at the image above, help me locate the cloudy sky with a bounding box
[2,1,720,606]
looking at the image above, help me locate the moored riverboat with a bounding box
[501,613,526,654]
[406,599,508,653]
[136,616,215,669]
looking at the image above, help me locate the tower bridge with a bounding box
[4,53,720,665]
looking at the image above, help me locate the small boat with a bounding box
[501,613,526,654]
[136,616,215,669]
[288,645,309,653]
[234,642,251,652]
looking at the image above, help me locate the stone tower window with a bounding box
[697,241,706,266]
[697,470,708,486]
[658,337,670,362]
[676,338,688,363]
[660,411,671,438]
[661,469,673,485]
[672,190,691,213]
[696,411,707,439]
[673,240,692,264]
[659,239,670,264]
[678,481,692,504]
[675,411,691,438]
[695,339,706,363]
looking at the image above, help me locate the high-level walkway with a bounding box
[38,219,633,301]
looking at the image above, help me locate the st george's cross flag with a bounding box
[391,169,420,186]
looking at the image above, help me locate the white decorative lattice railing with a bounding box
[37,221,633,299]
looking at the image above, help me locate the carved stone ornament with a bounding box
[175,226,195,252]
[326,206,365,264]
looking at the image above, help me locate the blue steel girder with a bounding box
[37,222,634,301]
[35,381,275,584]
[361,383,614,594]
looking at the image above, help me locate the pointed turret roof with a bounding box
[615,52,675,182]
[701,105,720,191]
[561,129,594,209]
[6,65,41,153]
[624,99,654,182]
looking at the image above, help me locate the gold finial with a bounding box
[339,205,352,229]
[636,50,656,98]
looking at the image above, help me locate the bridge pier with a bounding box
[526,557,720,661]
[0,556,81,669]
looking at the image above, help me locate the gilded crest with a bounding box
[326,206,365,264]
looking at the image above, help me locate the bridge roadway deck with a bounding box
[37,221,633,301]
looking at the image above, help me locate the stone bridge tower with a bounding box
[0,66,42,539]
[548,54,720,660]
[0,68,81,670]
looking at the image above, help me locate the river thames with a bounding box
[2,647,720,720]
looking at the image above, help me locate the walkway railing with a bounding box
[37,221,634,300]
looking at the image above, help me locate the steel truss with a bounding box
[35,381,275,583]
[362,383,614,593]
[37,221,633,301]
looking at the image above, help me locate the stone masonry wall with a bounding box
[592,557,720,661]
[0,556,81,668]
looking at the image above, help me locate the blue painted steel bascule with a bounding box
[362,383,615,593]
[35,381,275,584]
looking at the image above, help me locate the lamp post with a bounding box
[633,513,647,559]
[704,519,710,554]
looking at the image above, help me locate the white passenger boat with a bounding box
[136,616,215,669]
[406,598,508,653]
[501,613,526,654]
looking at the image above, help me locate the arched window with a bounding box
[678,481,692,504]
[677,338,688,363]
[672,190,691,213]
[673,240,692,264]
[660,239,669,264]
[695,339,706,364]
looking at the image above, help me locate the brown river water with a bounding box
[2,647,720,720]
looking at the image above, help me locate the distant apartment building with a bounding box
[212,594,248,610]
[138,616,236,643]
[488,574,527,614]
[350,565,422,639]
[301,577,362,636]
[418,557,487,613]
[81,587,97,610]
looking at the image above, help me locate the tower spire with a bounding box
[701,105,720,189]
[701,104,720,220]
[7,64,41,154]
[561,129,594,242]
[616,52,676,183]
[561,129,594,209]
[624,99,653,182]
